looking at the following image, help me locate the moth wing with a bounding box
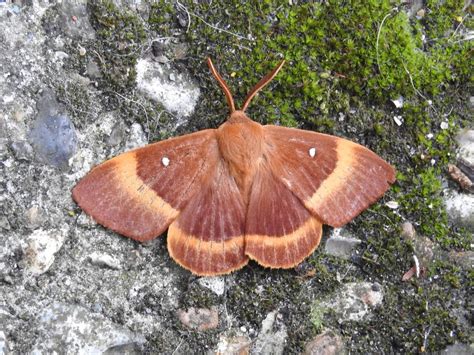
[263,125,396,227]
[72,129,220,242]
[245,162,323,268]
[167,159,248,276]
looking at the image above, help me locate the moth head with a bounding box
[207,57,286,119]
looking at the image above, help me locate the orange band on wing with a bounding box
[306,139,356,212]
[245,217,322,269]
[167,223,248,276]
[112,152,180,221]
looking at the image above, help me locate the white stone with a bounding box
[385,200,399,209]
[309,147,317,158]
[252,310,287,355]
[322,282,383,322]
[198,276,225,296]
[88,252,121,270]
[391,96,404,108]
[136,58,200,118]
[24,226,68,275]
[445,190,474,232]
[393,115,403,126]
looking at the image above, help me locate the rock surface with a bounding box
[31,302,145,354]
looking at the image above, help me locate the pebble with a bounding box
[215,334,251,355]
[29,113,78,170]
[24,226,68,275]
[321,282,383,322]
[31,302,145,353]
[177,307,219,331]
[10,140,34,161]
[135,58,200,117]
[251,310,287,355]
[324,228,361,259]
[24,205,44,229]
[0,216,11,231]
[88,252,121,270]
[198,276,226,296]
[304,329,344,355]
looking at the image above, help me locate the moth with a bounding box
[73,58,395,276]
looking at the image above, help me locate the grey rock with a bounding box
[88,252,122,270]
[107,121,126,147]
[23,226,68,275]
[29,113,77,169]
[135,58,200,118]
[10,140,33,161]
[456,129,474,167]
[125,123,147,151]
[198,276,226,296]
[0,331,9,355]
[324,229,361,259]
[251,310,287,355]
[322,282,383,322]
[24,205,44,230]
[445,190,474,232]
[56,1,96,40]
[0,216,11,231]
[31,302,145,354]
[86,60,102,80]
[439,343,474,355]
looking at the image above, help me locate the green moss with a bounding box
[88,0,146,91]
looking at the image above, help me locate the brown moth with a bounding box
[72,58,396,276]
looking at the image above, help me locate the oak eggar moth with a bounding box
[72,58,396,276]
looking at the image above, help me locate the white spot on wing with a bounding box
[161,156,170,167]
[308,147,317,158]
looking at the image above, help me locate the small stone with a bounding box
[169,73,176,82]
[136,58,200,117]
[151,41,166,57]
[125,123,147,151]
[88,252,121,270]
[25,205,44,229]
[78,45,86,56]
[32,302,145,353]
[445,190,474,232]
[304,329,345,355]
[0,216,11,231]
[322,282,383,322]
[391,96,404,108]
[24,226,68,275]
[400,222,416,240]
[86,60,101,79]
[177,307,219,331]
[107,122,125,147]
[0,331,9,355]
[29,112,78,170]
[324,229,361,259]
[393,115,403,126]
[385,200,399,209]
[11,140,34,161]
[215,334,251,355]
[439,343,473,354]
[251,310,287,355]
[198,276,226,296]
